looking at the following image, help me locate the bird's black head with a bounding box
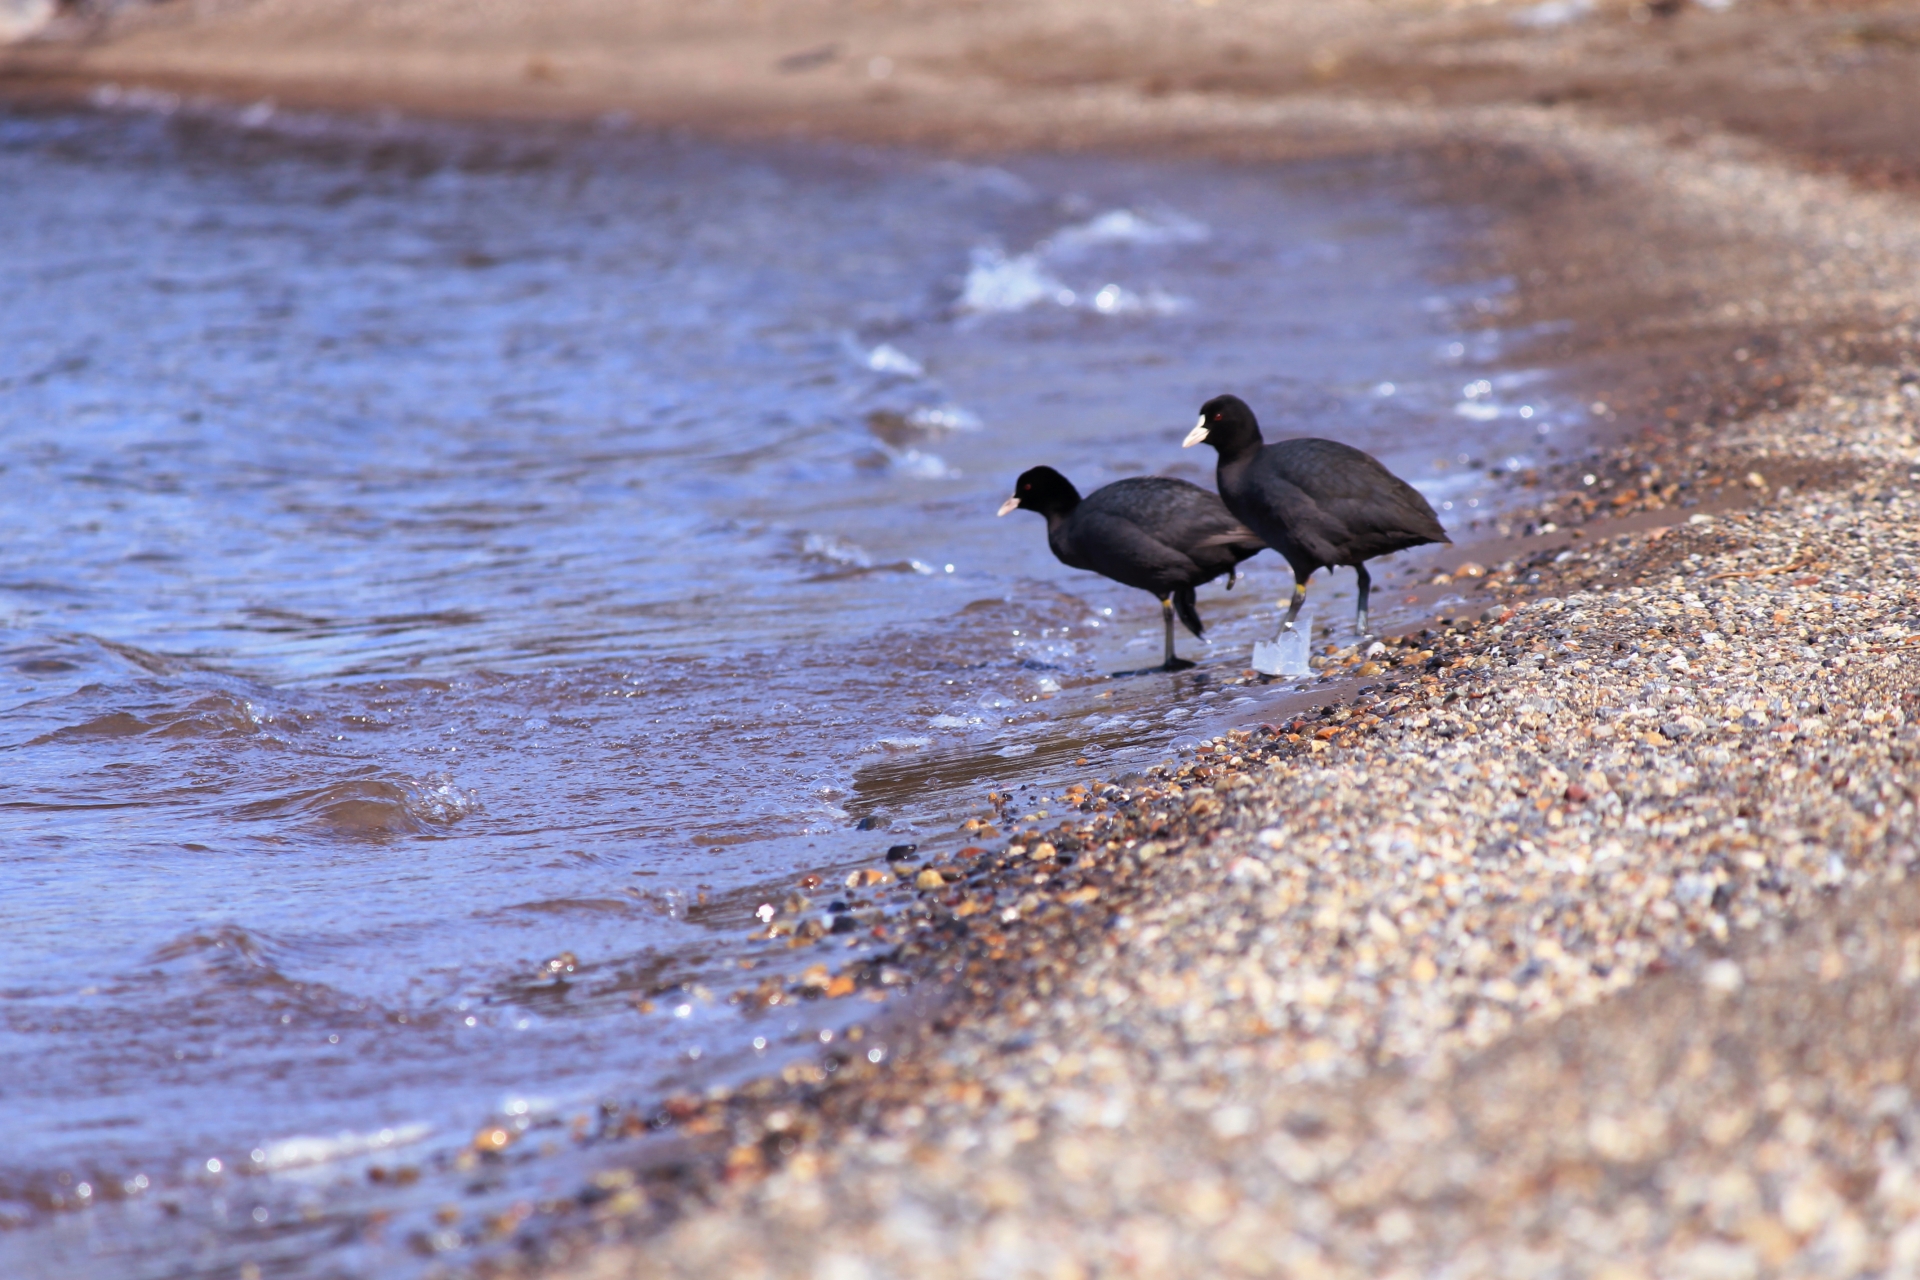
[997,465,1081,519]
[1182,394,1263,459]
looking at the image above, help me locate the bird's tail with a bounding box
[1173,586,1204,638]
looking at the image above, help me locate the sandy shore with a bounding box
[8,3,1920,1277]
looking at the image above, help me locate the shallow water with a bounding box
[0,100,1570,1274]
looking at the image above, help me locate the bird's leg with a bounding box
[1158,597,1195,672]
[1354,563,1372,638]
[1274,577,1308,642]
[1226,565,1237,590]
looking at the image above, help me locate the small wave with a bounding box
[801,533,872,570]
[861,406,966,478]
[150,924,278,974]
[1049,208,1210,255]
[794,531,938,581]
[88,635,193,676]
[497,896,639,916]
[958,208,1202,316]
[405,773,483,825]
[235,772,481,837]
[32,691,271,746]
[885,446,955,480]
[254,1123,432,1174]
[875,736,931,752]
[1087,283,1189,316]
[929,160,1037,202]
[144,924,346,1000]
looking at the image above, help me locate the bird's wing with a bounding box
[1191,528,1266,555]
[1266,439,1400,500]
[1064,508,1202,596]
[1267,439,1448,550]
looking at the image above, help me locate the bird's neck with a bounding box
[1214,433,1262,468]
[1040,506,1076,539]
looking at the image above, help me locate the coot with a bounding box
[998,466,1264,671]
[1183,394,1448,637]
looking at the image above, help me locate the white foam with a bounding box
[905,404,981,432]
[864,344,924,376]
[404,774,482,825]
[886,447,955,480]
[255,1123,432,1173]
[958,247,1076,313]
[1051,208,1210,254]
[802,533,872,568]
[959,207,1204,315]
[1089,283,1190,316]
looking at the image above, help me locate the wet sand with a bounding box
[7,2,1920,1276]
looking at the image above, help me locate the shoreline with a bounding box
[540,361,1920,1279]
[7,3,1920,1275]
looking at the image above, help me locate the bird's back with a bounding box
[1227,437,1447,568]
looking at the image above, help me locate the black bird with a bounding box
[1182,394,1448,638]
[998,466,1264,672]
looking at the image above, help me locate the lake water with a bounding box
[0,97,1567,1276]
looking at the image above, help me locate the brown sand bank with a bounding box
[4,0,1920,191]
[8,3,1920,1278]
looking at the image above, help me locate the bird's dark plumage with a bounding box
[999,465,1264,671]
[1183,394,1448,636]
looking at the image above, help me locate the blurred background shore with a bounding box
[3,0,1919,187]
